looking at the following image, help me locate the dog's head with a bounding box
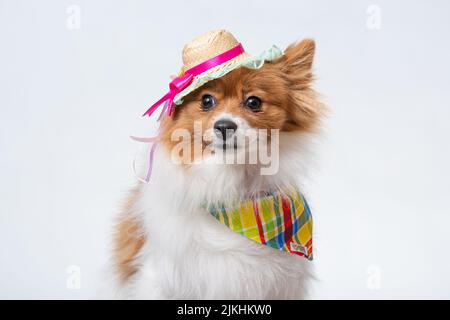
[158,39,324,179]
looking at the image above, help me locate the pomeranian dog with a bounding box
[107,30,325,299]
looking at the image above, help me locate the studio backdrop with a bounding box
[1,0,449,299]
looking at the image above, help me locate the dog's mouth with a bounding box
[207,134,265,152]
[212,137,240,150]
[220,139,238,150]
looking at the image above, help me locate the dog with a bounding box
[107,31,325,299]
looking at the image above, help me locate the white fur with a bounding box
[107,131,317,299]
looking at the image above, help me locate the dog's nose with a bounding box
[214,119,237,140]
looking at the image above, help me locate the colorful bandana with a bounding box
[208,188,313,260]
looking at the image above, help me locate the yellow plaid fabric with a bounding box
[208,188,313,260]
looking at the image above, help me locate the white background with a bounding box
[1,0,449,299]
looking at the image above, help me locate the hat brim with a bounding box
[173,45,284,105]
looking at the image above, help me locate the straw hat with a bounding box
[143,29,283,117]
[180,29,250,76]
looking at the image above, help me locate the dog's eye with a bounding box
[244,96,262,112]
[201,94,216,111]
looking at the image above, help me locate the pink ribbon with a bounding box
[142,43,245,119]
[130,136,157,183]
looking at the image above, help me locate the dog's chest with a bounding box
[136,206,311,299]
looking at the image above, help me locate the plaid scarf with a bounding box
[208,187,313,260]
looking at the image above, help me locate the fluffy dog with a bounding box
[108,35,325,299]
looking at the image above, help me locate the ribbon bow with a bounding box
[142,43,245,119]
[142,73,193,118]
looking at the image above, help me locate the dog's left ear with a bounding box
[278,39,315,84]
[274,39,325,132]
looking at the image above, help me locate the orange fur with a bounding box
[112,186,145,282]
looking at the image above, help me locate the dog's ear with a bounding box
[278,39,315,86]
[273,39,324,132]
